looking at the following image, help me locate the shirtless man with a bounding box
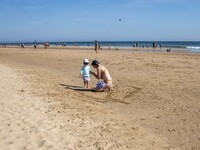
[90,60,113,92]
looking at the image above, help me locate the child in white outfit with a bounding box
[80,59,91,88]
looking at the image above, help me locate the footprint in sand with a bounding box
[30,127,45,148]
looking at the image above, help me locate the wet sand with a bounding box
[0,47,200,149]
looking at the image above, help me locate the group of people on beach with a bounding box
[132,42,163,49]
[80,59,113,92]
[18,42,49,49]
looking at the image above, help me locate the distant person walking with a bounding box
[95,40,99,53]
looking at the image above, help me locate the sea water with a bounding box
[1,41,200,53]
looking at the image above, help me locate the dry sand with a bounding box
[0,47,200,150]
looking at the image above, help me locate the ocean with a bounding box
[1,41,200,53]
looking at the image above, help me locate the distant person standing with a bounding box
[108,44,111,50]
[160,43,162,49]
[44,42,49,49]
[136,43,139,48]
[153,42,156,49]
[21,43,24,48]
[34,43,37,49]
[95,40,99,53]
[34,40,37,49]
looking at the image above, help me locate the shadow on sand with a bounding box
[60,84,95,92]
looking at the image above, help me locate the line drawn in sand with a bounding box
[60,84,142,104]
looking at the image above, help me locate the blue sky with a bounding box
[0,0,200,42]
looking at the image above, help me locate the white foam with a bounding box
[186,46,200,49]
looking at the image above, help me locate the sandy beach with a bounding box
[0,47,200,150]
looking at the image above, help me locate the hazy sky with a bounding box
[0,0,200,42]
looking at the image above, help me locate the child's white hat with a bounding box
[83,59,89,63]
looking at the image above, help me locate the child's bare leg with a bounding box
[84,81,87,88]
[86,81,89,88]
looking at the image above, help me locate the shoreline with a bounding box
[1,41,200,53]
[0,45,198,54]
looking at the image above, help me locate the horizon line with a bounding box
[1,40,200,44]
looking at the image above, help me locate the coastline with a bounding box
[1,40,200,53]
[0,44,197,54]
[0,47,200,149]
